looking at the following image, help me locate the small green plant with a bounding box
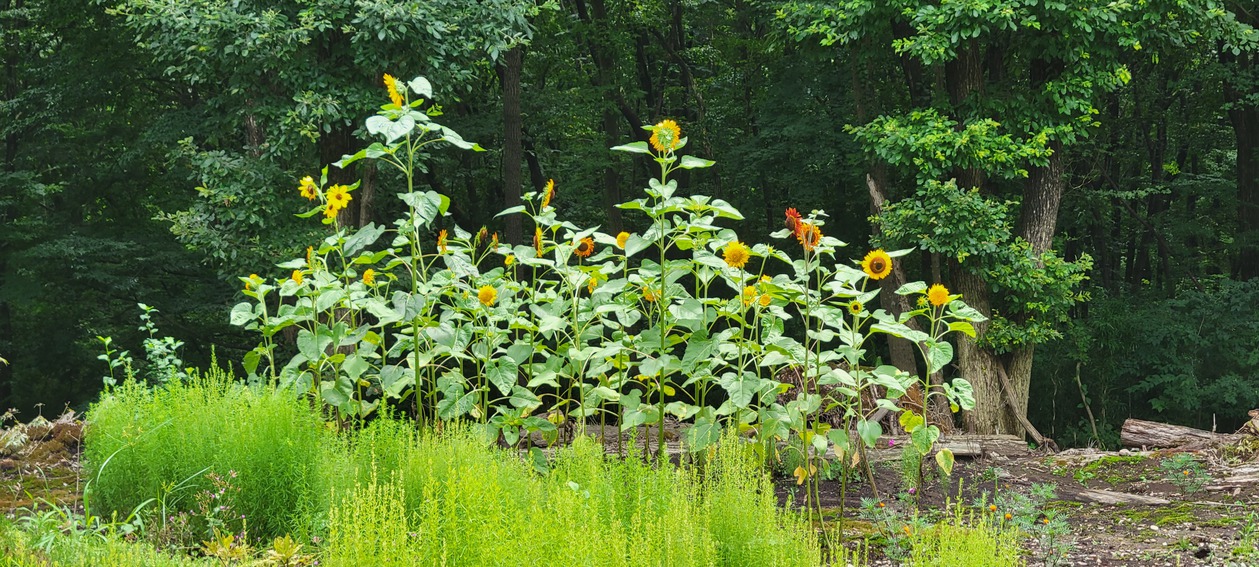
[980,483,1073,567]
[1160,453,1211,494]
[1232,511,1258,558]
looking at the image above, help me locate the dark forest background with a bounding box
[2,0,1256,447]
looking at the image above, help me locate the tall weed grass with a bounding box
[83,367,331,540]
[323,422,822,567]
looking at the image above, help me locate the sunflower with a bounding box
[325,185,352,216]
[758,294,772,307]
[575,236,595,258]
[927,283,951,307]
[742,285,757,306]
[244,273,262,292]
[533,227,543,256]
[477,285,497,306]
[363,268,376,285]
[784,207,802,234]
[848,300,863,315]
[504,254,515,267]
[305,246,314,266]
[642,286,659,303]
[541,179,556,209]
[491,232,499,248]
[587,275,599,294]
[649,119,682,152]
[797,222,822,252]
[383,73,403,107]
[616,231,630,249]
[298,176,318,200]
[290,270,303,285]
[723,241,750,269]
[861,249,893,280]
[437,229,448,254]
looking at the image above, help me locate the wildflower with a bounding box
[1042,518,1050,525]
[383,73,403,107]
[290,270,303,285]
[723,241,750,269]
[902,525,911,536]
[1183,470,1191,476]
[927,283,950,307]
[534,227,543,256]
[907,487,916,495]
[888,438,896,448]
[796,222,822,252]
[742,286,757,306]
[848,300,863,315]
[649,119,682,152]
[363,269,376,285]
[758,294,771,307]
[587,277,598,294]
[989,505,998,512]
[1005,513,1012,521]
[298,176,318,200]
[575,236,595,258]
[438,229,448,254]
[784,207,802,234]
[491,232,499,247]
[877,502,885,508]
[478,285,497,306]
[541,179,556,208]
[504,254,516,267]
[616,231,630,249]
[760,275,771,283]
[642,286,659,303]
[244,273,262,291]
[861,249,893,280]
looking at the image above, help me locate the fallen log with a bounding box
[1058,488,1171,506]
[1119,418,1236,449]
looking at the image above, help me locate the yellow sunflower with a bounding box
[438,229,448,254]
[491,232,499,248]
[616,231,630,249]
[478,285,497,306]
[861,249,893,280]
[848,300,863,315]
[927,284,951,307]
[642,286,659,303]
[363,268,376,286]
[649,119,682,152]
[742,285,757,306]
[504,254,516,267]
[575,236,595,258]
[325,184,352,214]
[298,176,318,200]
[383,73,403,107]
[797,222,822,252]
[541,179,556,208]
[758,294,772,307]
[244,273,262,292]
[290,270,303,285]
[723,241,750,270]
[533,227,543,256]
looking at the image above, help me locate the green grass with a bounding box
[82,366,333,540]
[0,516,207,567]
[322,421,822,566]
[905,507,1025,567]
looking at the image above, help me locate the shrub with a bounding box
[82,365,332,541]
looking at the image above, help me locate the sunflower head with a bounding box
[723,241,751,270]
[363,268,376,285]
[533,227,543,256]
[575,236,595,258]
[244,273,263,292]
[477,285,497,306]
[324,185,352,218]
[383,73,404,107]
[784,208,802,233]
[758,294,772,307]
[438,229,449,254]
[491,232,499,248]
[649,119,682,153]
[797,222,822,251]
[298,176,319,200]
[291,270,304,285]
[504,254,515,267]
[616,231,630,250]
[848,300,863,315]
[642,286,659,303]
[742,285,757,306]
[306,246,314,266]
[541,179,556,209]
[861,249,893,280]
[927,283,951,307]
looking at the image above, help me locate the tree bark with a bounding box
[951,263,1018,434]
[1120,418,1235,448]
[501,47,525,245]
[574,0,624,232]
[1226,54,1259,279]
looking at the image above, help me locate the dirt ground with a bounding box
[3,414,1258,566]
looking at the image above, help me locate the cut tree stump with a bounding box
[1119,418,1237,449]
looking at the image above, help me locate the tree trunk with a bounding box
[1227,72,1259,279]
[501,47,524,245]
[575,0,624,232]
[951,263,1018,434]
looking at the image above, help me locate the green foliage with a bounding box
[1159,453,1211,495]
[905,507,1025,567]
[322,423,820,567]
[0,513,207,567]
[83,366,332,541]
